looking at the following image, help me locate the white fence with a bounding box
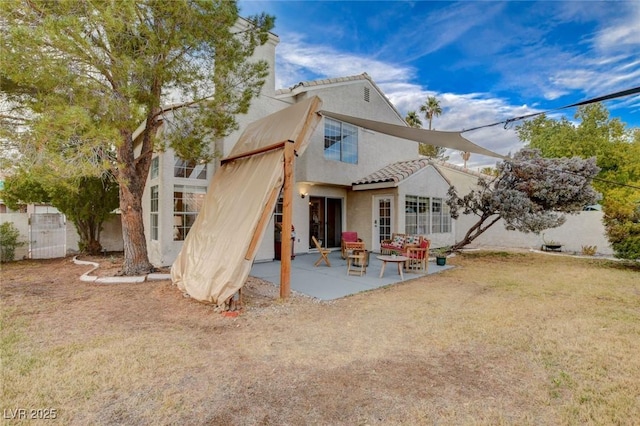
[30,213,67,259]
[454,210,613,255]
[1,211,123,260]
[0,213,30,260]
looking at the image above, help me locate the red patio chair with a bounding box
[404,238,430,273]
[341,231,362,259]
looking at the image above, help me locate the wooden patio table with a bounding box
[376,255,408,281]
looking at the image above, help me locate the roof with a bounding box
[352,158,494,191]
[352,159,432,189]
[276,73,405,123]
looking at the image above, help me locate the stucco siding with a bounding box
[66,215,123,254]
[398,166,456,248]
[455,210,613,255]
[346,189,378,250]
[434,163,613,255]
[294,81,419,186]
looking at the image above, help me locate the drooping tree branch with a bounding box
[448,148,600,251]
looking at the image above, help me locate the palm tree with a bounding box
[480,166,498,176]
[461,151,471,168]
[419,96,442,130]
[405,111,422,128]
[418,96,446,159]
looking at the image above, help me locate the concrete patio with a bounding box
[250,249,454,301]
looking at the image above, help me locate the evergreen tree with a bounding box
[0,1,275,273]
[517,104,640,259]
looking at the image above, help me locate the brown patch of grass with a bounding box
[1,252,639,424]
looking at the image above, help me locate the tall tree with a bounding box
[447,148,600,251]
[0,1,274,274]
[420,96,442,130]
[418,96,446,158]
[517,104,640,259]
[460,151,471,169]
[405,111,422,128]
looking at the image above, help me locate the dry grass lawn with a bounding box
[1,251,639,425]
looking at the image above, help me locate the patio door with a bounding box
[372,195,394,252]
[309,196,342,249]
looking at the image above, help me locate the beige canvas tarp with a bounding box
[319,110,506,159]
[171,96,322,304]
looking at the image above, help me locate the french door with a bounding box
[372,195,394,252]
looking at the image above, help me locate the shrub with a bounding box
[0,222,24,262]
[581,245,597,256]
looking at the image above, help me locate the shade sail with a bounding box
[319,110,506,159]
[171,96,322,304]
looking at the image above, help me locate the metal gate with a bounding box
[29,213,67,259]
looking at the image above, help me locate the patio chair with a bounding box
[312,236,331,267]
[347,248,367,276]
[380,233,406,255]
[340,231,362,259]
[404,238,430,273]
[343,241,365,258]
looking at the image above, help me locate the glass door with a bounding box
[373,195,393,252]
[309,196,343,249]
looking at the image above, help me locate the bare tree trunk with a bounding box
[74,219,102,255]
[119,181,154,275]
[117,126,154,276]
[452,214,501,251]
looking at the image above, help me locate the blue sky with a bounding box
[238,1,640,168]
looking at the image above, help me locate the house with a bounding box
[141,24,463,267]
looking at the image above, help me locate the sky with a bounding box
[237,0,640,169]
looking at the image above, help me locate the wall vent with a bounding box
[364,87,370,102]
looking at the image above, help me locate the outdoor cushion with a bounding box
[390,235,405,248]
[405,234,421,245]
[406,239,430,259]
[342,231,359,243]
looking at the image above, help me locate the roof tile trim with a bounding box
[353,159,431,185]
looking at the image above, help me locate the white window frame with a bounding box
[324,118,358,164]
[173,185,206,241]
[150,185,159,240]
[404,195,451,234]
[174,158,207,179]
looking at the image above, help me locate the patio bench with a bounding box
[380,233,424,255]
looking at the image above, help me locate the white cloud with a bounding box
[380,83,537,168]
[264,1,640,169]
[378,2,507,61]
[275,34,415,89]
[592,3,640,50]
[273,30,539,168]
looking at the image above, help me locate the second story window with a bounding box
[174,158,207,179]
[324,118,358,164]
[150,156,159,179]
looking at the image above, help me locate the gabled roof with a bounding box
[352,159,433,190]
[352,158,492,191]
[276,72,405,123]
